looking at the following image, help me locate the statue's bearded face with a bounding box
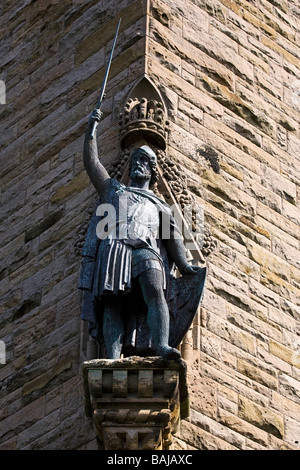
[130,151,152,182]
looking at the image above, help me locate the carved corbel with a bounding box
[82,357,189,450]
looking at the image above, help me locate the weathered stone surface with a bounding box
[236,358,278,390]
[188,365,218,418]
[179,419,237,450]
[269,340,300,369]
[217,407,269,447]
[238,396,284,438]
[190,408,245,449]
[207,311,257,355]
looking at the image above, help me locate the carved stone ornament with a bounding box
[82,357,189,450]
[119,97,170,150]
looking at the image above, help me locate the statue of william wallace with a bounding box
[78,105,207,361]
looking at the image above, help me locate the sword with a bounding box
[90,18,122,139]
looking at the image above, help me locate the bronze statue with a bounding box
[78,109,206,360]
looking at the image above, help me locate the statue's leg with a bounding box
[102,297,124,359]
[138,269,181,360]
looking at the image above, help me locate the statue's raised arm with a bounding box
[83,109,110,198]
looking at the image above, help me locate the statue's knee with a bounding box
[139,269,164,301]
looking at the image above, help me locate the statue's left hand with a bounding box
[182,265,198,275]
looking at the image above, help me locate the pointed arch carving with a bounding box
[118,75,170,150]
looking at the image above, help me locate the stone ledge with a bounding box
[82,356,189,450]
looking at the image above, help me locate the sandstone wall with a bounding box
[147,0,300,450]
[0,0,299,451]
[0,0,149,450]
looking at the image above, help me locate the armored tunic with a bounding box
[88,178,176,299]
[78,178,207,354]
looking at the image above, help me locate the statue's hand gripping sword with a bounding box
[90,18,121,139]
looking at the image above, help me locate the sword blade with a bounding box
[90,18,122,139]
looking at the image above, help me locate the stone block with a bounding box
[269,306,297,334]
[199,78,280,140]
[201,168,257,217]
[260,269,300,308]
[190,408,245,449]
[178,97,204,125]
[75,1,146,66]
[238,396,284,438]
[237,358,278,389]
[255,67,284,101]
[206,311,257,356]
[80,38,145,97]
[50,171,90,203]
[62,376,85,419]
[269,340,300,369]
[202,288,227,317]
[0,395,46,443]
[22,359,73,398]
[16,409,61,449]
[217,407,269,447]
[151,14,235,91]
[262,36,299,68]
[249,277,281,308]
[231,249,261,281]
[179,419,237,450]
[208,259,248,289]
[223,112,263,146]
[218,383,239,404]
[183,22,253,84]
[218,395,238,415]
[25,209,64,243]
[201,328,222,361]
[256,204,300,243]
[45,385,63,416]
[243,175,282,213]
[168,122,204,161]
[148,37,181,76]
[279,374,300,405]
[261,164,297,204]
[237,81,298,133]
[247,240,290,281]
[282,199,300,226]
[226,302,281,345]
[148,59,224,119]
[241,9,277,38]
[204,113,279,172]
[271,390,300,423]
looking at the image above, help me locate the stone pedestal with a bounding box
[82,356,189,450]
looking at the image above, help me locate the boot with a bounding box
[156,345,181,360]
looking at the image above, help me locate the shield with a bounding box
[168,267,207,348]
[121,266,207,356]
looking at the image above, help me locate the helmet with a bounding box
[131,146,157,166]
